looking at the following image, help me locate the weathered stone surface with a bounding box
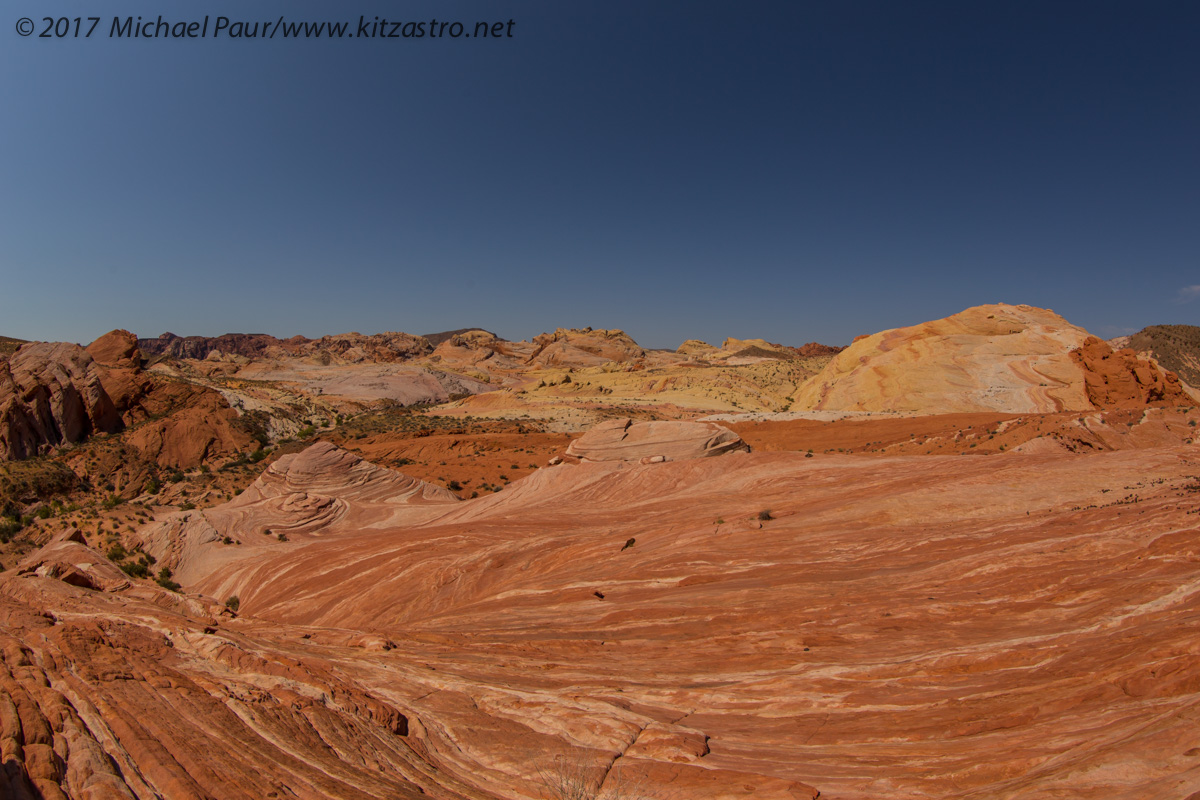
[139,331,433,363]
[17,529,131,592]
[563,418,749,462]
[0,342,122,460]
[135,441,460,586]
[1071,335,1195,408]
[529,328,646,367]
[793,303,1190,414]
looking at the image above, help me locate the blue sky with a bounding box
[2,1,1197,349]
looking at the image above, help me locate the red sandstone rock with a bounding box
[5,434,1200,797]
[1070,335,1195,408]
[0,342,122,460]
[17,529,131,592]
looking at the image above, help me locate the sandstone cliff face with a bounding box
[793,303,1191,414]
[86,329,149,420]
[0,342,122,460]
[84,330,256,470]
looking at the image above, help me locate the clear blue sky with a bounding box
[2,0,1197,349]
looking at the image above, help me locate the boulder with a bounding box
[563,418,748,463]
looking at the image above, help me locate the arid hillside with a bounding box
[1116,324,1200,388]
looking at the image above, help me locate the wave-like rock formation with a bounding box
[0,342,122,460]
[137,442,459,586]
[563,418,749,463]
[18,437,1183,798]
[794,303,1194,414]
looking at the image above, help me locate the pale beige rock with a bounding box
[563,418,749,462]
[794,303,1134,413]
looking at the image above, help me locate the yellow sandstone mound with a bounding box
[793,303,1193,414]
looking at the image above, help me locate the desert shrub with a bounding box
[224,596,240,612]
[0,519,21,543]
[120,561,149,578]
[106,543,128,561]
[156,567,181,592]
[276,532,289,542]
[757,510,773,521]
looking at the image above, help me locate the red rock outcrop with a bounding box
[17,528,131,592]
[1070,335,1195,408]
[86,329,149,418]
[563,418,749,462]
[0,342,122,460]
[83,329,256,470]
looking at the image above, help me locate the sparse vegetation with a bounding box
[225,595,240,612]
[156,567,181,592]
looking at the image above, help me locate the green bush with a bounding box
[0,519,21,543]
[156,566,181,592]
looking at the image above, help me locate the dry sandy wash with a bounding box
[3,426,1200,798]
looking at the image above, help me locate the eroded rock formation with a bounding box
[563,418,749,463]
[794,303,1193,414]
[0,342,122,460]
